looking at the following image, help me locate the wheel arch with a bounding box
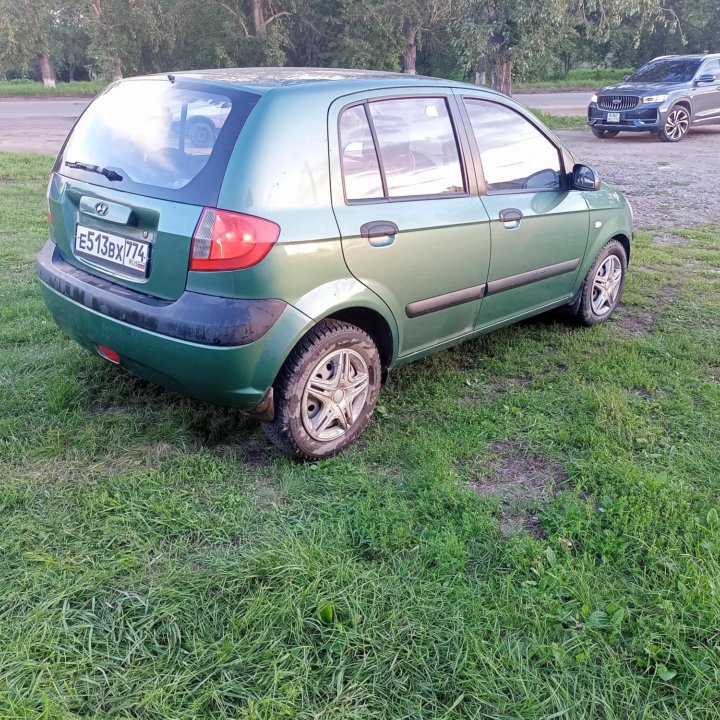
[612,232,632,264]
[322,306,395,372]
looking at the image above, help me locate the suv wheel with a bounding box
[591,128,620,139]
[263,319,381,459]
[570,240,628,326]
[658,106,690,142]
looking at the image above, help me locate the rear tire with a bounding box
[569,240,628,326]
[263,319,381,460]
[591,127,620,139]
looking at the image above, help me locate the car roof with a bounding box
[651,53,720,61]
[139,66,504,99]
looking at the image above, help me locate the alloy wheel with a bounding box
[591,254,623,316]
[664,107,690,141]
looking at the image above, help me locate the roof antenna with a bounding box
[168,74,175,83]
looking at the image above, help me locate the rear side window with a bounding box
[339,105,384,201]
[464,100,562,193]
[58,78,259,205]
[339,97,465,202]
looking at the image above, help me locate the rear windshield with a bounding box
[627,58,701,83]
[57,78,259,205]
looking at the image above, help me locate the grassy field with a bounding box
[517,68,633,91]
[1,152,719,719]
[0,79,105,97]
[531,110,587,130]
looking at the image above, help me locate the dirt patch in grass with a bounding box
[463,376,532,403]
[632,387,653,401]
[468,441,567,538]
[652,232,689,247]
[616,284,681,336]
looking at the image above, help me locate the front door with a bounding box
[329,92,492,358]
[459,95,590,329]
[692,59,720,124]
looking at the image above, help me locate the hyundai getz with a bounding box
[37,68,633,459]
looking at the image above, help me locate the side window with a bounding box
[704,59,720,78]
[464,99,562,193]
[368,98,465,198]
[339,105,385,201]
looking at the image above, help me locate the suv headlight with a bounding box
[590,94,598,103]
[642,95,668,104]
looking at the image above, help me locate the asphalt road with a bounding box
[0,91,592,154]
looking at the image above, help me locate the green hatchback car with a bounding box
[37,68,632,459]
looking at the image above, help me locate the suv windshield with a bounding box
[58,78,259,205]
[627,58,702,83]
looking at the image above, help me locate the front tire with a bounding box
[263,319,382,460]
[658,106,690,142]
[570,240,628,326]
[591,127,620,139]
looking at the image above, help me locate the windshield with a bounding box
[59,78,258,205]
[627,58,701,83]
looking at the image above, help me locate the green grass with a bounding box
[531,110,587,130]
[518,68,633,91]
[1,152,720,718]
[0,79,106,97]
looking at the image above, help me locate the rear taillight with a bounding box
[47,172,55,225]
[190,208,280,271]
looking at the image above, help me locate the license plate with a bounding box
[75,224,151,278]
[606,112,621,123]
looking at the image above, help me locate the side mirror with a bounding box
[571,163,600,191]
[623,74,631,81]
[695,74,716,85]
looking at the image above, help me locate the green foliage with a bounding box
[1,153,720,715]
[0,0,716,90]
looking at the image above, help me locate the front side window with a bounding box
[700,59,720,78]
[338,97,465,202]
[464,100,562,193]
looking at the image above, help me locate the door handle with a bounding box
[499,208,523,229]
[361,221,398,247]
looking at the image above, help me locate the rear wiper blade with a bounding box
[65,161,123,182]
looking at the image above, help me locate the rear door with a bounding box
[329,90,491,358]
[458,95,590,329]
[50,77,258,300]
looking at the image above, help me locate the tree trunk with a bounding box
[490,33,512,95]
[68,60,75,82]
[494,55,512,95]
[39,54,56,88]
[402,21,417,75]
[112,57,122,81]
[474,56,487,85]
[251,0,267,36]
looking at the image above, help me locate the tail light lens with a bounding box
[47,172,55,225]
[190,208,280,271]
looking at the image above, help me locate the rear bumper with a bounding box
[36,240,311,414]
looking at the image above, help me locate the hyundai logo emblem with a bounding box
[95,202,109,216]
[612,99,622,105]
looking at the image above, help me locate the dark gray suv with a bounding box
[587,54,720,142]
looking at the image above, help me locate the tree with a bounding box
[0,0,85,86]
[455,0,673,94]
